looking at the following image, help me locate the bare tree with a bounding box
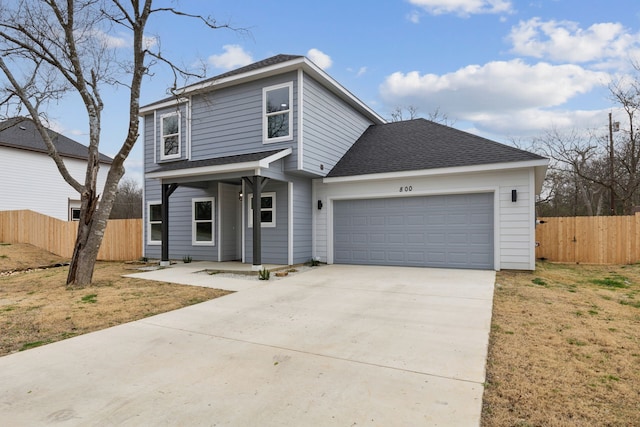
[390,105,419,122]
[0,1,229,287]
[110,178,142,219]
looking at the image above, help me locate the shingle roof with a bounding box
[327,118,546,178]
[0,117,113,164]
[142,54,304,109]
[148,149,285,174]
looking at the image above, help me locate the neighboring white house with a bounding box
[0,117,112,221]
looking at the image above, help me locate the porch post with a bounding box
[161,183,178,266]
[244,176,269,270]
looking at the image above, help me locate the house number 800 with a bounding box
[399,186,413,192]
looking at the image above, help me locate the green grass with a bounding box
[590,275,630,288]
[80,294,98,304]
[531,277,548,286]
[20,340,51,351]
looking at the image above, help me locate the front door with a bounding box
[219,183,242,261]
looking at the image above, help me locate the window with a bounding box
[263,82,292,143]
[161,112,180,159]
[70,208,81,221]
[248,192,276,228]
[193,198,215,245]
[148,202,162,244]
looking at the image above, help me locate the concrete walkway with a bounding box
[0,265,495,426]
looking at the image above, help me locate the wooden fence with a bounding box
[0,210,142,261]
[535,213,640,264]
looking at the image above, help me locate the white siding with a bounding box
[314,168,537,270]
[0,147,109,221]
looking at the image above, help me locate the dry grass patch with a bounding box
[0,242,67,271]
[482,262,640,426]
[0,244,231,356]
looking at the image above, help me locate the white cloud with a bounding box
[357,66,368,77]
[307,48,332,70]
[380,60,609,115]
[208,45,253,70]
[409,0,513,16]
[508,18,640,64]
[407,10,421,24]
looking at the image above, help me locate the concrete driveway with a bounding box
[0,265,495,426]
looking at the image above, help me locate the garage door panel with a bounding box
[334,193,493,269]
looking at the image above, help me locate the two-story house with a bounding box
[0,117,112,221]
[141,54,548,271]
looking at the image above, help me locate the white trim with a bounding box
[217,182,222,261]
[322,159,550,184]
[192,197,216,246]
[297,69,304,171]
[147,200,162,246]
[311,179,317,260]
[325,187,498,266]
[139,97,189,114]
[141,57,385,125]
[288,181,293,265]
[529,168,536,270]
[241,180,246,263]
[153,111,157,164]
[247,192,276,228]
[146,148,292,179]
[493,188,501,271]
[159,111,181,161]
[263,82,293,143]
[187,96,192,160]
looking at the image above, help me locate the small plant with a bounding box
[139,256,149,263]
[0,254,8,259]
[590,275,630,288]
[309,257,320,267]
[531,277,547,286]
[258,268,270,280]
[182,255,192,263]
[80,294,98,304]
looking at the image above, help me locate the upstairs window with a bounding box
[192,198,215,245]
[263,82,292,143]
[161,112,180,160]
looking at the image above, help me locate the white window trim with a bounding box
[192,197,216,246]
[248,192,276,228]
[147,201,162,245]
[263,82,293,144]
[160,111,181,160]
[69,207,81,221]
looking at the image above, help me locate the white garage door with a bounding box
[333,193,494,269]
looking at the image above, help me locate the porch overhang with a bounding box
[145,148,292,180]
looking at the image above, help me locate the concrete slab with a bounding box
[0,264,495,426]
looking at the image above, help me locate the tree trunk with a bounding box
[66,190,103,288]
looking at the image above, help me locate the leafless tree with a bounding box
[0,0,231,287]
[110,178,142,219]
[390,105,456,126]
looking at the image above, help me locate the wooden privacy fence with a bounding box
[0,210,142,261]
[535,213,640,264]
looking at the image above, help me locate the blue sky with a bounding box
[50,0,640,184]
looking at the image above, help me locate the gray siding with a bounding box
[190,72,299,170]
[291,176,312,264]
[244,180,289,264]
[143,179,219,261]
[302,75,374,176]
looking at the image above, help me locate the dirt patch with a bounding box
[0,243,68,272]
[0,244,231,356]
[482,262,640,426]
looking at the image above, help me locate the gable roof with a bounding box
[139,54,385,125]
[0,117,113,164]
[327,118,547,178]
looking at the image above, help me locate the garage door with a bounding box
[333,193,493,269]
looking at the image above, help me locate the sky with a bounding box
[48,0,640,185]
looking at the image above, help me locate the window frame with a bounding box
[147,201,162,245]
[69,207,81,221]
[192,197,216,246]
[248,192,276,228]
[263,82,293,143]
[160,111,181,160]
